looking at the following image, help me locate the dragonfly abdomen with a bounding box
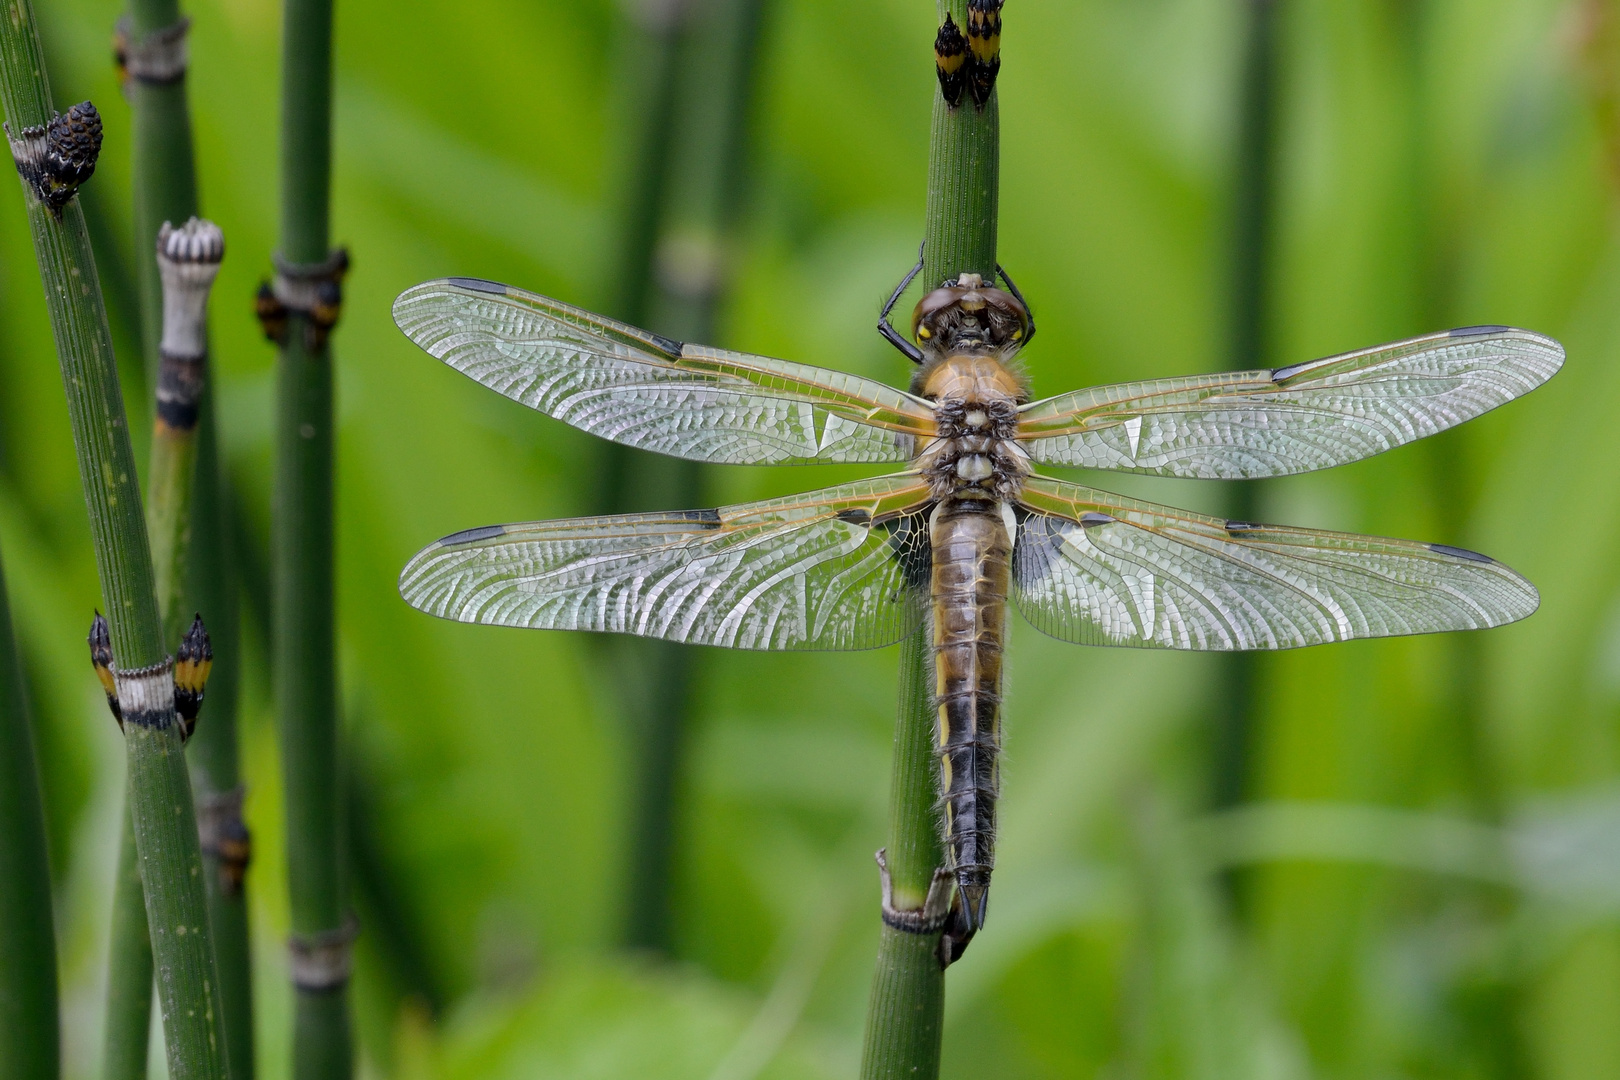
[929,496,1011,933]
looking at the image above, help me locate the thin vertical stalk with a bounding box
[103,802,151,1080]
[125,0,197,368]
[274,0,350,1075]
[599,0,692,953]
[105,3,254,1074]
[859,628,945,1079]
[1211,0,1280,840]
[608,0,770,952]
[861,2,999,1075]
[186,404,251,1080]
[0,5,226,1079]
[0,550,59,1080]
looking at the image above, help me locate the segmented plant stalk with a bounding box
[106,3,254,1075]
[612,0,770,954]
[273,0,352,1074]
[860,2,999,1076]
[0,6,227,1079]
[0,551,58,1080]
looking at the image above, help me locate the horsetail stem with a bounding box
[0,3,228,1077]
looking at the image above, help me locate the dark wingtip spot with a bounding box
[1449,324,1510,338]
[1225,520,1265,532]
[440,524,507,546]
[1429,542,1494,563]
[1079,512,1115,527]
[836,508,873,526]
[649,332,685,358]
[675,508,723,527]
[446,277,507,294]
[1269,361,1313,383]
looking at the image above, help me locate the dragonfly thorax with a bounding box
[915,382,1030,502]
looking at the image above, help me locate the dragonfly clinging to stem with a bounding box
[394,259,1560,962]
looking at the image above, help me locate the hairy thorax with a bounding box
[913,353,1032,503]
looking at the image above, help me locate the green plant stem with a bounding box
[0,7,226,1080]
[104,3,254,1075]
[1211,0,1280,833]
[104,803,152,1080]
[861,4,998,1075]
[186,403,252,1080]
[606,0,770,953]
[275,0,349,1074]
[0,550,59,1080]
[859,628,947,1074]
[127,0,197,371]
[605,0,685,329]
[598,0,691,954]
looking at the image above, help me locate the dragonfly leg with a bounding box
[878,242,927,364]
[874,848,953,939]
[995,262,1036,346]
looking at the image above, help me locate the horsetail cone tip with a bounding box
[6,102,103,216]
[157,217,226,266]
[156,217,225,373]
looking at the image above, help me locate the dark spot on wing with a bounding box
[650,332,685,358]
[836,508,872,526]
[1269,360,1316,383]
[446,277,507,294]
[1429,543,1494,563]
[672,508,723,527]
[440,524,507,546]
[1079,512,1115,527]
[1449,325,1510,338]
[1225,520,1266,533]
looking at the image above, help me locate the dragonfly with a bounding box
[394,263,1561,959]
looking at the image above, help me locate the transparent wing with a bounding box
[393,278,936,464]
[1012,475,1538,651]
[399,475,935,651]
[1018,326,1562,477]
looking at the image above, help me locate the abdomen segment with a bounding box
[929,497,1011,932]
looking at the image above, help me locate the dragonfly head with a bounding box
[911,272,1030,359]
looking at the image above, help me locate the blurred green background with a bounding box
[4,0,1620,1077]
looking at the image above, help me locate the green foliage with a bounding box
[3,0,1619,1078]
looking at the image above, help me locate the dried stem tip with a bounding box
[173,613,213,738]
[934,15,969,109]
[87,611,121,727]
[6,102,104,216]
[965,0,1003,109]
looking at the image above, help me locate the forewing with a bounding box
[1018,327,1562,477]
[399,475,934,651]
[1013,475,1538,651]
[394,278,935,464]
